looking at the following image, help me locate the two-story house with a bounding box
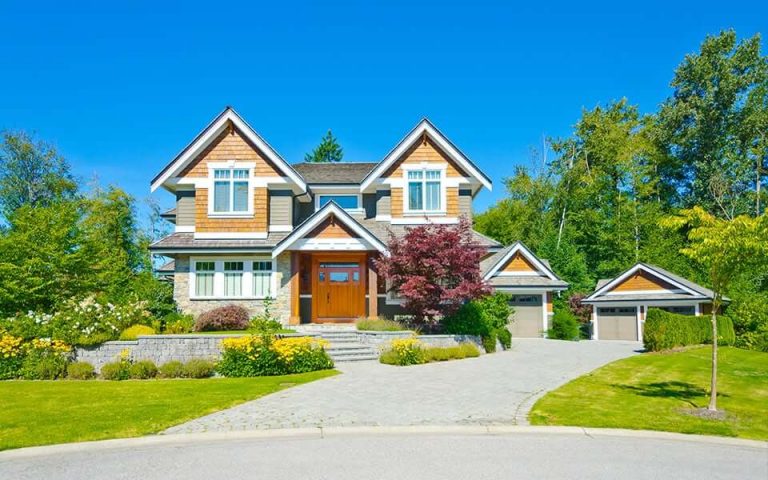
[150,107,568,336]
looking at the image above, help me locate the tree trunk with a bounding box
[708,300,719,411]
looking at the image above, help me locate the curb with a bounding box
[1,425,765,459]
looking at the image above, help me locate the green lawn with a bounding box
[530,347,768,440]
[0,370,337,451]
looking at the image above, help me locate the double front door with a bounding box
[312,254,366,322]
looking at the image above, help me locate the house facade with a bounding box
[150,107,567,334]
[583,263,721,341]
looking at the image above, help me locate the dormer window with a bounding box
[212,168,249,214]
[406,169,442,213]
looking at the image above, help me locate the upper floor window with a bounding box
[317,194,360,211]
[213,168,249,213]
[407,169,441,212]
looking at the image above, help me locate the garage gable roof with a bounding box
[584,263,716,302]
[482,241,560,281]
[150,106,307,193]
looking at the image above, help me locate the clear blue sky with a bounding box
[1,0,765,216]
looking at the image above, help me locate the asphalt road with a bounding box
[2,429,765,480]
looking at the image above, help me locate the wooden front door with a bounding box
[312,254,366,322]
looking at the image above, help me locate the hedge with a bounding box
[643,308,735,352]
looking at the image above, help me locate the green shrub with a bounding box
[19,339,71,380]
[379,338,425,366]
[217,335,333,377]
[67,361,95,380]
[644,309,736,352]
[101,360,131,380]
[183,359,216,378]
[158,360,185,378]
[496,327,512,350]
[482,331,497,353]
[356,317,407,331]
[119,325,156,341]
[422,343,480,362]
[248,317,285,334]
[163,312,195,334]
[129,360,158,379]
[443,292,511,337]
[548,310,580,341]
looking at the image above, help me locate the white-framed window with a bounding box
[316,194,360,211]
[190,257,274,299]
[406,168,443,213]
[211,167,251,214]
[194,261,215,297]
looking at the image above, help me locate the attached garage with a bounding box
[508,295,544,338]
[595,307,637,341]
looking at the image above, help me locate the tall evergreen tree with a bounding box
[305,130,343,163]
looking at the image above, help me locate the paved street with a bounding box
[2,429,765,480]
[166,339,639,433]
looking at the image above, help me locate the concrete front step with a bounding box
[325,342,379,362]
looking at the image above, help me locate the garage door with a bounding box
[508,295,544,338]
[597,307,638,341]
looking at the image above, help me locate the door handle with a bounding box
[326,292,330,303]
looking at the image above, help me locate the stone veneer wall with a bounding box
[357,331,491,352]
[173,253,292,325]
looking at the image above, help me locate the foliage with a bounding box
[49,297,152,346]
[158,360,185,378]
[355,317,408,331]
[421,343,480,362]
[129,360,158,379]
[375,217,489,325]
[0,334,25,380]
[379,338,425,366]
[100,350,132,381]
[567,293,592,323]
[162,312,194,334]
[304,129,343,163]
[643,308,735,352]
[443,292,511,336]
[497,327,512,350]
[195,305,250,332]
[19,339,71,380]
[182,359,216,378]
[217,335,333,377]
[66,361,95,380]
[548,310,581,341]
[530,347,768,440]
[0,371,338,450]
[119,324,156,340]
[482,331,497,353]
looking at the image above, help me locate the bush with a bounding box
[497,327,512,350]
[129,360,158,379]
[50,297,154,347]
[482,331,497,353]
[356,317,407,331]
[643,309,736,352]
[249,317,285,334]
[195,305,250,332]
[158,360,185,378]
[217,335,333,377]
[67,361,95,380]
[19,339,71,380]
[0,334,25,380]
[183,359,216,378]
[162,312,195,334]
[443,292,511,337]
[101,357,132,380]
[548,310,580,341]
[422,343,480,362]
[380,338,425,366]
[119,325,155,340]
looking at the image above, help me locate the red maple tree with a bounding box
[375,217,490,326]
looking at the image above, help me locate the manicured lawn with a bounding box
[0,370,338,451]
[530,347,768,440]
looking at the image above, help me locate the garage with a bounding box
[596,307,638,341]
[508,295,544,338]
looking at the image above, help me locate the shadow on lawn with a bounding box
[612,381,728,407]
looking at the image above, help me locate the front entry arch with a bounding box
[311,253,367,322]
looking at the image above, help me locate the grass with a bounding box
[356,317,408,331]
[380,342,480,365]
[530,346,768,440]
[0,369,337,451]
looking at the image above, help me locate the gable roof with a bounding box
[150,106,307,192]
[584,263,719,303]
[482,242,558,280]
[292,162,377,184]
[359,118,492,192]
[272,201,388,258]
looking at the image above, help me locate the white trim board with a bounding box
[585,263,702,301]
[483,242,558,281]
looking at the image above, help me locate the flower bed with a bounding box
[379,338,480,366]
[0,334,72,380]
[217,335,334,377]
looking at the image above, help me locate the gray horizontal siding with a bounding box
[269,190,293,226]
[176,191,195,226]
[294,199,314,225]
[459,189,472,219]
[376,190,391,217]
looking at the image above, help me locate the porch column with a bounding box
[368,256,378,319]
[289,251,300,325]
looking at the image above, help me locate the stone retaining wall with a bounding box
[357,331,491,352]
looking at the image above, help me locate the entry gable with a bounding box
[272,202,387,257]
[151,106,307,193]
[585,263,704,301]
[359,118,492,193]
[483,242,558,281]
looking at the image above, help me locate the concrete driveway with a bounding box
[166,339,639,433]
